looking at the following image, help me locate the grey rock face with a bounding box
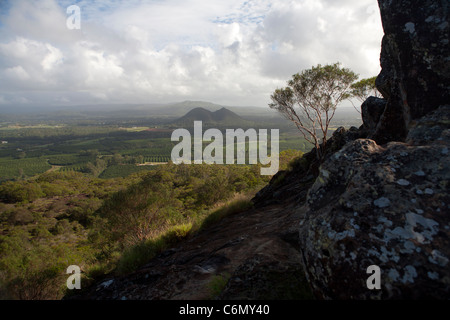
[297,0,450,299]
[299,106,450,299]
[370,0,450,144]
[361,96,387,133]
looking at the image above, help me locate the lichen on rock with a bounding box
[299,104,450,299]
[370,0,450,144]
[297,0,450,299]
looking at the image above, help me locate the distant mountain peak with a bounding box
[174,106,251,126]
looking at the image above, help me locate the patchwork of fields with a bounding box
[0,124,312,182]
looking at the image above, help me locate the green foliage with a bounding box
[0,112,309,300]
[115,223,193,274]
[114,194,254,276]
[97,163,263,275]
[287,154,310,172]
[47,153,96,166]
[96,163,267,248]
[198,196,253,232]
[0,124,176,181]
[278,149,304,171]
[0,181,45,203]
[83,158,107,177]
[208,273,231,298]
[115,237,167,275]
[99,164,156,179]
[7,208,34,225]
[350,76,381,103]
[0,170,139,299]
[0,157,51,182]
[0,119,306,182]
[269,149,308,187]
[0,156,273,299]
[0,125,118,140]
[269,62,358,161]
[0,228,92,299]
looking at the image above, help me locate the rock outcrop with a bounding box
[297,0,450,299]
[299,106,450,299]
[253,126,365,208]
[371,0,450,144]
[361,96,386,134]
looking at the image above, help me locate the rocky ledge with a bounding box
[299,105,449,299]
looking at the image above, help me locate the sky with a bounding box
[0,0,384,109]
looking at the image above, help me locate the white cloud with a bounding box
[41,44,63,71]
[4,65,30,81]
[0,0,384,108]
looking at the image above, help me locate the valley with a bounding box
[0,100,362,299]
[0,101,362,182]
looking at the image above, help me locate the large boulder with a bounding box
[252,126,365,208]
[370,0,450,144]
[297,0,450,299]
[361,96,387,133]
[299,105,450,299]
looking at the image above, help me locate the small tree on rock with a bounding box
[269,62,358,162]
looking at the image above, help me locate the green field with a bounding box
[0,127,178,182]
[0,121,314,182]
[0,157,51,181]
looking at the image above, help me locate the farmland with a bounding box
[0,121,316,182]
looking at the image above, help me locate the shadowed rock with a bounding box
[299,106,450,299]
[370,0,450,144]
[297,0,450,299]
[361,96,387,133]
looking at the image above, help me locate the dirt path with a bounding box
[69,200,313,300]
[137,162,168,166]
[46,165,63,173]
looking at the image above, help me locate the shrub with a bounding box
[0,181,44,203]
[163,223,193,244]
[115,237,167,274]
[198,196,253,232]
[51,219,72,235]
[4,265,68,300]
[115,223,193,275]
[8,208,34,225]
[208,273,231,298]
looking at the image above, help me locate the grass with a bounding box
[114,193,255,275]
[208,273,231,298]
[115,223,193,274]
[197,194,253,232]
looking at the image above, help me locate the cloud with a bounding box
[4,65,30,81]
[255,0,383,79]
[0,0,384,108]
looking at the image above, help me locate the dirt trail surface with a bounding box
[69,200,313,300]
